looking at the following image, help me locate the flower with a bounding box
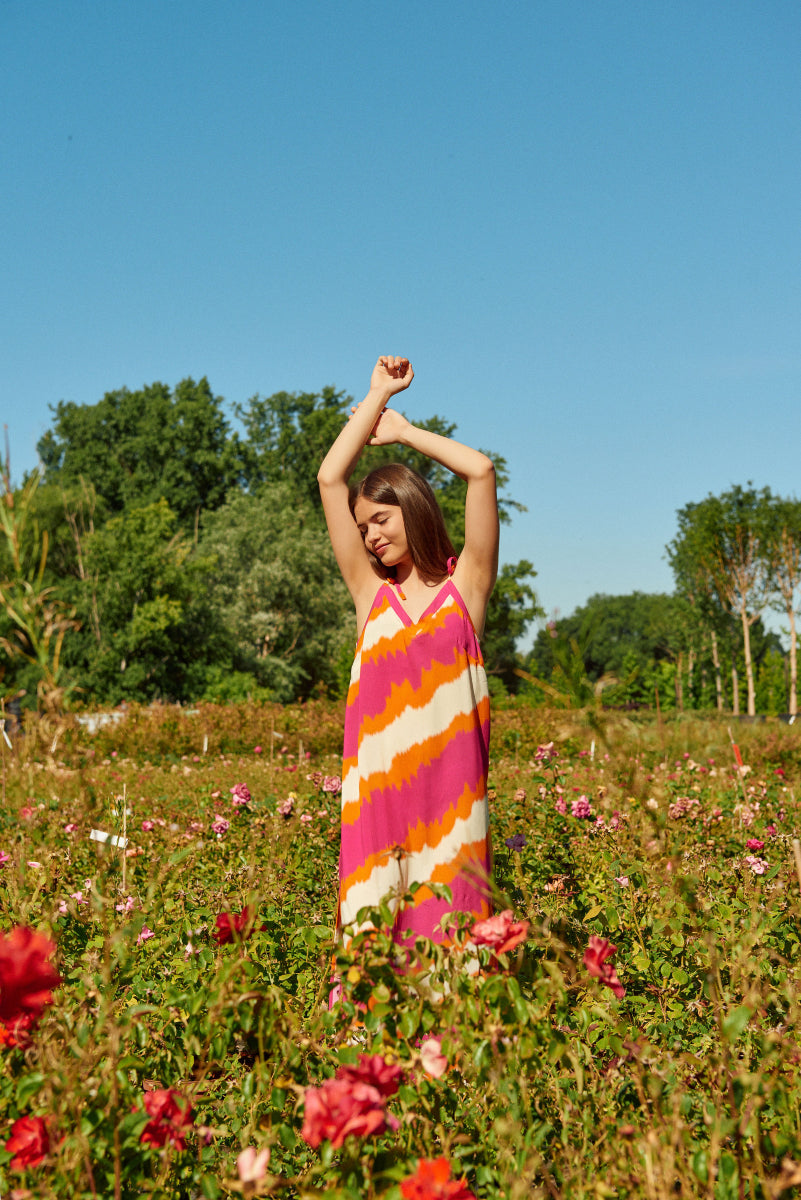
[276,796,295,817]
[400,1156,476,1199]
[19,806,34,820]
[554,796,567,814]
[571,796,593,819]
[63,823,78,834]
[300,813,313,824]
[137,1088,193,1150]
[211,815,230,836]
[513,788,527,802]
[470,910,529,957]
[230,783,251,807]
[0,849,10,867]
[583,935,625,999]
[213,906,264,945]
[0,926,61,1035]
[141,819,155,831]
[533,742,556,763]
[744,855,769,875]
[301,1076,399,1149]
[322,775,342,794]
[614,876,629,888]
[237,1145,270,1184]
[337,1053,403,1097]
[766,824,778,837]
[504,834,526,851]
[746,838,765,851]
[419,1037,448,1079]
[5,1115,53,1170]
[136,927,154,945]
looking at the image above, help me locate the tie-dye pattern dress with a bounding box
[337,576,493,946]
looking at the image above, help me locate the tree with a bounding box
[63,499,220,703]
[198,484,354,701]
[37,378,242,529]
[481,561,543,692]
[667,486,775,716]
[764,496,801,715]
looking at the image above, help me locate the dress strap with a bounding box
[447,556,457,577]
[387,572,406,600]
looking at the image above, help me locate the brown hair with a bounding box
[349,464,456,585]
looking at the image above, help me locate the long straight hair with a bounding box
[349,464,456,585]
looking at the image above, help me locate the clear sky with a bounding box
[3,2,800,639]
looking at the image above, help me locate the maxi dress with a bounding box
[337,574,493,947]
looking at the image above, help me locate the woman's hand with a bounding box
[369,355,414,396]
[348,403,411,446]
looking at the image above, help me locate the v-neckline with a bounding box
[384,579,455,628]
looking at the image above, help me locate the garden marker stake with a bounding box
[793,839,801,896]
[727,726,749,806]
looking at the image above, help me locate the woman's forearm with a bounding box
[317,386,392,487]
[396,423,495,484]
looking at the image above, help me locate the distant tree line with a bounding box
[527,485,801,717]
[1,378,541,708]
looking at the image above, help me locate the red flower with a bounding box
[470,910,529,957]
[336,1053,403,1097]
[213,907,264,945]
[6,1115,53,1170]
[583,935,626,999]
[0,927,61,1037]
[301,1076,399,1149]
[400,1156,477,1200]
[137,1088,194,1150]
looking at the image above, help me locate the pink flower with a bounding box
[322,775,342,795]
[470,910,529,957]
[137,1088,193,1150]
[746,838,765,851]
[300,813,313,824]
[116,896,136,913]
[19,806,34,820]
[211,815,230,836]
[571,796,593,819]
[554,796,567,814]
[301,1076,399,1148]
[583,935,625,999]
[419,1037,448,1079]
[141,820,155,832]
[533,742,555,763]
[237,1145,270,1184]
[336,1053,403,1097]
[0,850,11,867]
[744,855,768,875]
[766,824,778,837]
[137,927,154,945]
[230,783,251,807]
[277,796,294,817]
[0,926,61,1036]
[614,876,629,888]
[63,823,78,834]
[253,745,263,755]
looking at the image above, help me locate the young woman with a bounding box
[318,355,499,950]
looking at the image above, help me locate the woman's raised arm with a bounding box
[317,357,414,601]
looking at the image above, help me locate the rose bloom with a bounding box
[213,906,264,945]
[322,775,342,795]
[400,1156,476,1200]
[301,1076,399,1149]
[745,838,765,851]
[419,1037,448,1079]
[336,1053,403,1097]
[5,1115,54,1170]
[230,783,251,806]
[137,1088,193,1150]
[211,815,230,836]
[470,910,529,957]
[237,1145,270,1184]
[0,926,61,1035]
[583,935,625,1000]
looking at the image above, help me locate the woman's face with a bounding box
[352,497,410,568]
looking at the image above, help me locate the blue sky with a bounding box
[3,2,800,638]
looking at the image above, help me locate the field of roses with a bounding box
[2,698,801,1199]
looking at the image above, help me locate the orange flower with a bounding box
[400,1156,476,1199]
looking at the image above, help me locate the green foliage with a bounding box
[2,709,801,1197]
[37,378,242,527]
[198,484,354,701]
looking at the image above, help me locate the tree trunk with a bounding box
[741,605,756,716]
[687,646,695,707]
[675,651,684,711]
[731,654,740,716]
[789,607,798,716]
[710,630,723,712]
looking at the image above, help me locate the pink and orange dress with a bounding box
[337,571,493,947]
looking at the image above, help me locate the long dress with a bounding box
[337,576,493,947]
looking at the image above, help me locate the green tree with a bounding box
[64,499,220,702]
[764,495,801,715]
[667,485,775,717]
[198,484,354,701]
[37,378,242,528]
[481,561,543,692]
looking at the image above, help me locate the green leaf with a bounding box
[722,1005,752,1042]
